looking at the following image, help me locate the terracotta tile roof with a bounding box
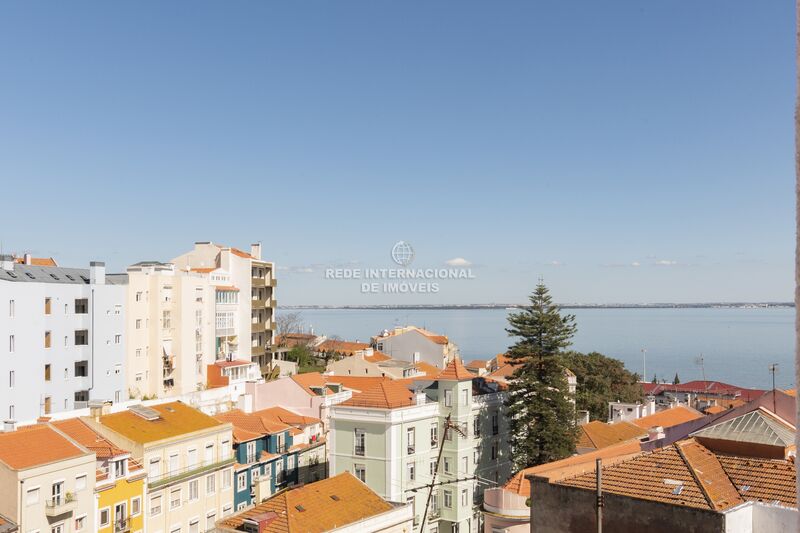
[214,409,292,443]
[230,247,255,259]
[325,375,390,393]
[216,285,240,292]
[558,437,797,512]
[365,351,392,363]
[13,256,58,267]
[632,406,704,430]
[191,267,217,273]
[783,388,796,397]
[577,421,646,450]
[643,381,765,402]
[339,380,416,409]
[0,425,88,470]
[413,361,440,378]
[51,418,128,460]
[488,363,516,380]
[675,439,744,510]
[219,472,393,532]
[99,402,224,444]
[317,340,371,356]
[704,405,726,415]
[436,357,473,381]
[276,333,319,348]
[256,406,320,427]
[465,359,488,370]
[214,359,253,368]
[512,440,643,497]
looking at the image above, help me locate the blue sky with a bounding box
[0,1,794,305]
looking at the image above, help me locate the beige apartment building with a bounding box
[84,401,236,533]
[0,424,97,533]
[171,242,278,377]
[125,262,216,399]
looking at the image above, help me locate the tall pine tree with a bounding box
[505,283,578,469]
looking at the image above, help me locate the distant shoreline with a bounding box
[280,302,794,310]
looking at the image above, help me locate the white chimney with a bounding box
[3,420,16,432]
[89,261,105,285]
[416,392,427,405]
[23,253,32,265]
[0,255,13,271]
[647,425,665,441]
[250,243,262,260]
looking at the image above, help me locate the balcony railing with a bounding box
[45,493,77,516]
[407,445,415,455]
[148,456,235,489]
[354,445,365,456]
[114,518,131,533]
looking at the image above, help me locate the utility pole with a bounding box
[595,458,603,533]
[641,348,647,383]
[419,415,466,533]
[769,363,779,414]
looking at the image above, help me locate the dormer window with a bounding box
[113,459,126,478]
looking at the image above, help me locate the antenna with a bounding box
[768,363,779,414]
[694,354,706,385]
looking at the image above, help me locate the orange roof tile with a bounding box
[510,440,642,497]
[291,373,334,396]
[214,359,253,368]
[340,380,416,409]
[783,388,796,397]
[704,405,726,415]
[717,455,796,507]
[325,375,390,393]
[365,351,392,363]
[488,363,516,380]
[13,256,57,266]
[577,421,646,450]
[632,406,704,430]
[256,406,320,427]
[675,439,744,510]
[51,418,128,460]
[214,409,292,443]
[99,402,224,444]
[436,357,473,381]
[190,267,217,273]
[219,472,393,532]
[230,247,255,259]
[0,425,88,470]
[413,361,440,378]
[317,340,371,356]
[465,359,488,370]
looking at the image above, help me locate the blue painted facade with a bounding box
[233,427,300,509]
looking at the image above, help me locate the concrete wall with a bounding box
[530,477,726,533]
[374,330,447,368]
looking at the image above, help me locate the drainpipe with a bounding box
[89,288,95,396]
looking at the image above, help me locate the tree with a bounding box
[561,351,644,422]
[276,312,304,344]
[505,283,578,469]
[652,373,658,384]
[286,344,313,368]
[673,373,681,385]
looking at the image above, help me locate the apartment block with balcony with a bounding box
[125,262,216,399]
[0,256,126,423]
[83,401,236,532]
[51,415,147,533]
[0,423,97,533]
[171,242,279,379]
[329,358,512,533]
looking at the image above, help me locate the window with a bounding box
[407,427,415,454]
[131,496,141,516]
[74,299,88,314]
[407,461,415,481]
[188,479,199,501]
[206,512,217,532]
[246,441,256,463]
[45,331,52,348]
[8,300,14,318]
[444,390,452,407]
[26,487,39,506]
[45,297,52,315]
[205,443,214,465]
[75,474,87,491]
[461,456,468,473]
[430,423,438,447]
[223,504,233,517]
[74,361,88,377]
[114,334,121,344]
[189,519,199,533]
[473,417,481,437]
[461,488,468,506]
[444,490,453,508]
[75,515,86,531]
[8,335,13,353]
[168,453,179,474]
[135,348,141,358]
[149,458,160,478]
[188,448,198,469]
[222,440,231,459]
[444,457,451,473]
[7,405,13,420]
[354,464,366,483]
[474,449,479,465]
[162,310,171,329]
[8,371,13,388]
[206,473,216,495]
[135,291,143,302]
[99,508,110,527]
[64,335,68,346]
[237,472,247,491]
[44,364,51,381]
[251,467,259,481]
[491,442,498,460]
[492,412,499,435]
[169,488,181,509]
[135,319,142,330]
[430,459,437,476]
[461,389,469,406]
[354,428,366,456]
[74,330,88,346]
[149,495,162,516]
[222,468,232,490]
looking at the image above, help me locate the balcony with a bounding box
[148,456,235,490]
[45,493,77,517]
[354,445,365,457]
[114,518,131,533]
[252,322,266,334]
[252,298,267,309]
[407,445,415,455]
[269,279,277,288]
[252,277,267,288]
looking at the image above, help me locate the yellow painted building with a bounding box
[52,417,147,533]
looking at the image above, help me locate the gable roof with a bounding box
[577,421,646,450]
[339,380,416,409]
[214,409,292,443]
[632,406,704,430]
[642,381,765,402]
[691,408,795,448]
[436,357,473,381]
[674,439,744,510]
[290,373,337,396]
[0,425,89,470]
[98,402,224,444]
[219,472,394,532]
[51,418,127,460]
[316,340,371,355]
[255,406,321,428]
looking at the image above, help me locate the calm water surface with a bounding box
[286,308,795,390]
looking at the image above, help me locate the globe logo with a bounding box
[391,241,415,266]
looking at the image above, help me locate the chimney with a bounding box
[646,395,656,416]
[250,243,262,260]
[577,410,590,425]
[89,400,112,421]
[89,261,105,285]
[416,391,427,405]
[0,255,13,271]
[647,425,665,441]
[23,253,32,265]
[3,420,16,432]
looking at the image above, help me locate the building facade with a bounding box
[0,257,126,423]
[371,326,459,369]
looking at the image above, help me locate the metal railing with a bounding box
[148,457,234,489]
[114,518,131,533]
[354,445,365,456]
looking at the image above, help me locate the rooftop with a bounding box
[642,380,765,402]
[631,406,704,430]
[339,379,416,409]
[98,402,224,444]
[214,409,292,444]
[0,263,126,285]
[51,418,127,460]
[0,425,89,470]
[577,421,646,450]
[218,472,396,532]
[691,407,795,448]
[436,357,474,381]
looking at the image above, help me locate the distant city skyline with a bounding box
[0,1,794,305]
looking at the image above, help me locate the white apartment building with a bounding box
[329,358,512,533]
[125,262,216,399]
[171,242,277,377]
[0,256,126,423]
[371,326,459,369]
